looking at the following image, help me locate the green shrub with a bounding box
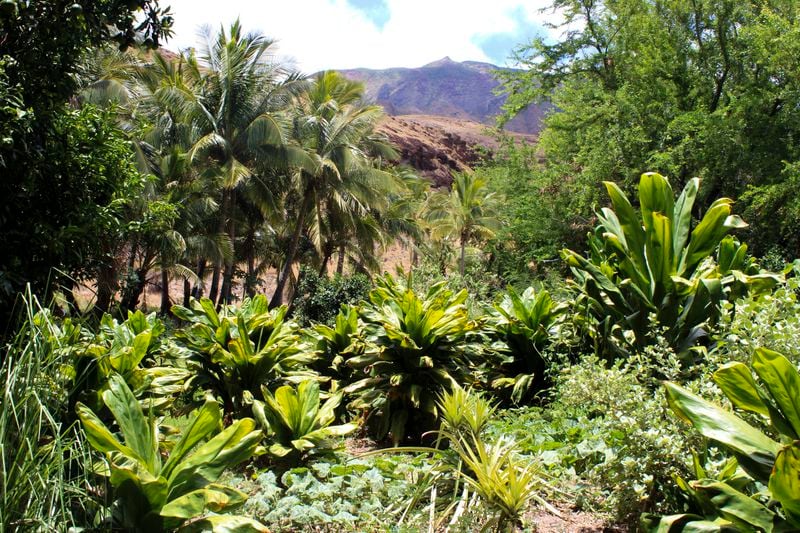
[653,348,800,531]
[292,267,372,326]
[172,296,316,415]
[310,304,365,396]
[485,286,567,404]
[716,273,800,365]
[77,374,265,532]
[563,172,780,360]
[76,310,188,412]
[252,380,357,461]
[346,274,481,444]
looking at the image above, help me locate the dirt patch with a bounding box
[526,505,623,532]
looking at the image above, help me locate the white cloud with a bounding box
[164,0,558,72]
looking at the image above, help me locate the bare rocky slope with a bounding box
[338,58,544,185]
[377,115,535,187]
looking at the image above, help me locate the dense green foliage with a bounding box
[654,348,800,530]
[565,172,780,359]
[492,0,800,274]
[0,1,171,329]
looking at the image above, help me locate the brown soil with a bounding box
[378,114,536,187]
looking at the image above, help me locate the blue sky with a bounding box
[165,0,557,72]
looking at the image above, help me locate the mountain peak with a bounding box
[423,56,456,68]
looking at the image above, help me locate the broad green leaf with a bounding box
[672,178,699,267]
[168,418,261,498]
[603,180,645,267]
[76,402,140,462]
[639,172,675,234]
[713,362,769,417]
[752,348,800,437]
[102,374,159,473]
[691,479,775,531]
[664,382,779,482]
[646,211,673,288]
[162,397,221,478]
[160,484,249,518]
[769,442,800,524]
[683,201,733,273]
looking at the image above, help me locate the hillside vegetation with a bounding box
[3,1,800,532]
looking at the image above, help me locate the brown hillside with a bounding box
[378,114,536,187]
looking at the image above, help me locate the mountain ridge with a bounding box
[337,57,547,135]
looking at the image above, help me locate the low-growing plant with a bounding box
[252,380,357,461]
[444,430,545,530]
[172,296,316,415]
[347,273,480,444]
[232,456,433,530]
[654,348,800,531]
[486,286,567,404]
[77,374,266,532]
[0,293,95,531]
[77,310,188,412]
[486,355,703,524]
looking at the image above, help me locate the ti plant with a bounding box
[487,286,566,404]
[252,380,357,461]
[347,274,479,445]
[653,348,800,531]
[563,172,780,360]
[172,296,317,416]
[76,374,266,532]
[311,304,365,392]
[77,310,188,413]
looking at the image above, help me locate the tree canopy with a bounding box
[497,0,800,260]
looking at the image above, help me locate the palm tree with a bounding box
[269,71,398,307]
[426,172,500,276]
[188,20,307,305]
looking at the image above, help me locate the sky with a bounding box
[163,0,560,73]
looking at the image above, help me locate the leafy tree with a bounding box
[0,1,172,328]
[499,0,800,260]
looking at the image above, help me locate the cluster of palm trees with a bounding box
[79,21,499,313]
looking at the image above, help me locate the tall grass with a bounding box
[0,289,95,531]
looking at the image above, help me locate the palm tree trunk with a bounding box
[209,190,231,304]
[95,254,118,314]
[208,264,221,303]
[270,194,309,308]
[183,277,191,307]
[459,233,467,277]
[318,251,331,276]
[160,269,170,315]
[336,243,346,275]
[192,259,206,298]
[243,227,256,297]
